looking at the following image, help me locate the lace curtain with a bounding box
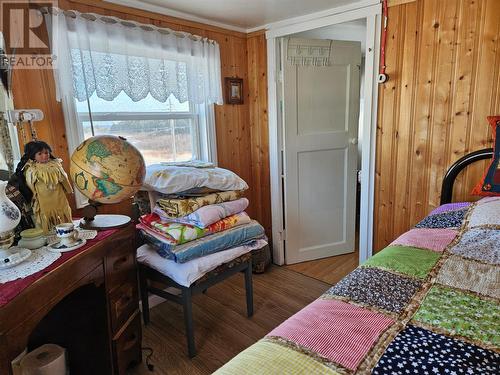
[47,10,223,105]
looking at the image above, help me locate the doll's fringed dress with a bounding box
[24,159,73,233]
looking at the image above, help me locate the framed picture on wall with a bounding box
[225,77,243,104]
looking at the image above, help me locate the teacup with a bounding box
[55,223,78,246]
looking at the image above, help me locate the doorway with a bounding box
[267,4,381,266]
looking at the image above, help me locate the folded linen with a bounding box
[154,198,249,228]
[136,239,268,287]
[157,190,244,218]
[142,220,266,263]
[139,212,251,246]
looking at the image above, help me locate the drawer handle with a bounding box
[113,256,129,270]
[123,333,138,351]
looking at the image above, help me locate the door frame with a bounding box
[266,1,382,265]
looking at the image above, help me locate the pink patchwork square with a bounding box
[267,299,394,370]
[390,228,458,252]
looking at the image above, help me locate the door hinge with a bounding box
[357,170,362,183]
[279,229,287,241]
[278,70,283,83]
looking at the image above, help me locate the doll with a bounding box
[16,141,73,233]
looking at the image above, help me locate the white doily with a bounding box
[0,247,61,283]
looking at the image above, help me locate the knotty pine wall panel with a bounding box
[374,0,500,251]
[247,32,271,237]
[11,0,271,231]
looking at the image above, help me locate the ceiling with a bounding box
[106,0,357,32]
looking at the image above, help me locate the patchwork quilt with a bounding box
[215,198,500,374]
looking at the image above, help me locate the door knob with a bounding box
[349,138,358,145]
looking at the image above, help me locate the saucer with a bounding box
[48,238,87,253]
[0,247,32,269]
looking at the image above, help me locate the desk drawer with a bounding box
[109,277,138,335]
[113,312,142,375]
[106,239,136,291]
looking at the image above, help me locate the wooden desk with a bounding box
[0,224,141,374]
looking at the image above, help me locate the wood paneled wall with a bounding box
[247,32,271,237]
[10,0,271,231]
[374,0,500,251]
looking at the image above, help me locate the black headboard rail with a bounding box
[440,148,494,205]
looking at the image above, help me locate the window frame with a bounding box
[62,96,218,208]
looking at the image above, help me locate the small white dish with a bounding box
[0,247,32,269]
[48,238,87,253]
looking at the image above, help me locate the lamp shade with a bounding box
[0,181,21,234]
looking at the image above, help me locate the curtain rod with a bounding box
[40,7,217,44]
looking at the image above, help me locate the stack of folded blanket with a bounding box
[136,162,268,279]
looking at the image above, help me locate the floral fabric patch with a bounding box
[390,228,458,252]
[362,246,441,279]
[415,209,467,229]
[436,255,500,299]
[450,228,500,265]
[413,285,500,346]
[324,267,422,313]
[372,325,500,375]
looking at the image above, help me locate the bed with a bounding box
[214,149,499,374]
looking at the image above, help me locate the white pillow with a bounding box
[143,164,248,194]
[136,239,267,287]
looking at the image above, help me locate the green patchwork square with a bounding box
[413,285,500,346]
[362,245,441,278]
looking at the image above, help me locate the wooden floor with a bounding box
[130,265,330,374]
[285,248,359,285]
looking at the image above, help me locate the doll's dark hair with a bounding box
[9,141,56,202]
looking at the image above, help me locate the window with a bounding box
[74,92,215,165]
[51,10,223,168]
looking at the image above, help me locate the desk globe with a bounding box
[70,135,146,229]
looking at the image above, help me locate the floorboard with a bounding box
[129,265,330,374]
[285,249,359,285]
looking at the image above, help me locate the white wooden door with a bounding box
[283,38,361,264]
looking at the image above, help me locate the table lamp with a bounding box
[0,181,21,249]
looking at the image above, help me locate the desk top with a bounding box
[0,229,118,307]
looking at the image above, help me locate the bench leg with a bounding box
[182,287,196,358]
[244,261,254,317]
[139,268,150,325]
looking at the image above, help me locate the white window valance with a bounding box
[47,10,223,105]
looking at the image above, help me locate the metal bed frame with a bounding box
[440,148,494,205]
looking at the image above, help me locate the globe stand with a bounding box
[80,200,131,230]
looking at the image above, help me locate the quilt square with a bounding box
[267,299,394,371]
[429,202,471,215]
[390,228,458,252]
[468,199,500,227]
[362,246,441,279]
[437,255,500,299]
[450,228,500,265]
[215,340,340,375]
[373,325,500,375]
[413,285,500,346]
[325,267,422,313]
[415,209,467,229]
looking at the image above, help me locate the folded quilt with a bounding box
[143,220,266,263]
[136,239,268,287]
[154,198,249,228]
[139,211,251,246]
[157,190,244,218]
